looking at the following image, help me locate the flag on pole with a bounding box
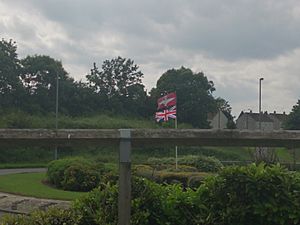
[157,92,176,110]
[155,106,177,122]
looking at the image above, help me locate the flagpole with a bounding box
[175,118,178,170]
[175,92,178,170]
[156,91,178,169]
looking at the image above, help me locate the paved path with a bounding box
[0,168,70,217]
[0,192,70,215]
[0,168,46,176]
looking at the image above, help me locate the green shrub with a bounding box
[3,111,33,128]
[147,155,223,172]
[179,155,223,172]
[1,207,78,225]
[62,164,101,191]
[6,164,300,225]
[147,157,175,165]
[73,177,167,225]
[164,165,198,172]
[187,175,206,189]
[162,184,207,225]
[133,164,155,180]
[47,158,103,191]
[198,164,300,225]
[177,146,245,161]
[157,171,190,185]
[156,171,209,188]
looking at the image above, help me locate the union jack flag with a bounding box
[155,106,177,122]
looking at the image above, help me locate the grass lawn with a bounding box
[0,172,86,200]
[0,163,47,169]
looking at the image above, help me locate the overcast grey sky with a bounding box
[1,0,300,117]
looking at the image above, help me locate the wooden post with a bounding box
[118,129,131,225]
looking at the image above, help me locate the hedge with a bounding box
[148,155,223,172]
[3,164,300,225]
[47,157,104,191]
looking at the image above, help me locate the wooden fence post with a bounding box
[118,129,131,225]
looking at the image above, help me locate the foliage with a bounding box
[72,176,210,225]
[47,158,103,191]
[147,155,223,172]
[0,39,152,118]
[2,165,300,225]
[155,171,208,188]
[134,164,209,188]
[62,164,101,192]
[179,155,223,172]
[177,146,245,161]
[215,97,236,129]
[284,99,300,129]
[73,177,166,225]
[0,146,53,164]
[161,184,207,225]
[198,164,300,225]
[0,39,24,109]
[0,39,238,126]
[86,56,149,116]
[20,55,75,114]
[0,112,157,129]
[1,207,79,225]
[150,67,216,128]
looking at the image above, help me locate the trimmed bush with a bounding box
[154,171,208,188]
[133,164,155,180]
[62,164,101,191]
[147,155,223,172]
[178,155,223,172]
[47,158,103,191]
[164,165,198,172]
[1,207,78,225]
[198,164,300,225]
[73,177,167,225]
[4,164,300,225]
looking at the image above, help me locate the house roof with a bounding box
[238,111,288,123]
[269,113,288,122]
[239,112,274,122]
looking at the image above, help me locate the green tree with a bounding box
[215,97,236,129]
[0,39,24,109]
[150,67,216,128]
[61,81,106,116]
[86,56,147,116]
[284,100,300,129]
[20,55,73,114]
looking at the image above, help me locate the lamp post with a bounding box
[54,73,59,160]
[259,77,264,130]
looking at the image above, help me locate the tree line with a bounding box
[0,38,234,128]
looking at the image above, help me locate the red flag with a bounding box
[157,92,176,110]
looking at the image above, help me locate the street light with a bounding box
[259,77,264,130]
[54,73,59,160]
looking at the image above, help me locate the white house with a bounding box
[236,111,287,131]
[207,110,229,129]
